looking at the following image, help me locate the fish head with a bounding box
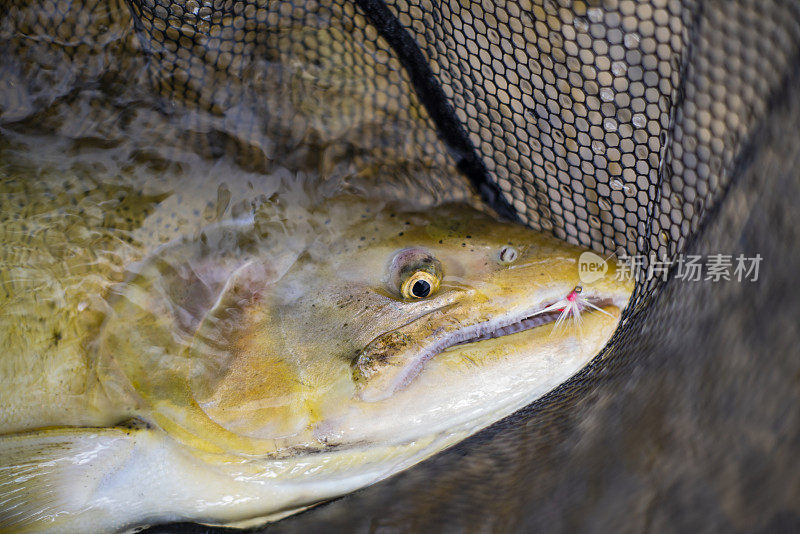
[269,202,634,447]
[97,197,633,464]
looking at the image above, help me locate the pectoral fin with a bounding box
[0,424,142,533]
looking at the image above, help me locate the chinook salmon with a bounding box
[0,193,632,533]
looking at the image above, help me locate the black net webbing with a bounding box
[2,0,800,531]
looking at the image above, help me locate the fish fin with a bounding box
[0,424,141,533]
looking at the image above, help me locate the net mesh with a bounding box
[1,0,799,531]
[4,0,798,298]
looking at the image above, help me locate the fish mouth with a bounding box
[353,295,619,402]
[448,297,615,348]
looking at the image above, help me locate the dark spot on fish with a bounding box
[118,418,152,431]
[398,232,404,236]
[360,236,365,241]
[466,235,472,238]
[439,240,443,244]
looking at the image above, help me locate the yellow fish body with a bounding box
[0,192,632,532]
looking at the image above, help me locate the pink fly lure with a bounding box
[531,286,615,335]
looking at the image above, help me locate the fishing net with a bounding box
[2,0,799,531]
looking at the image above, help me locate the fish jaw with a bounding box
[353,279,632,403]
[317,304,624,449]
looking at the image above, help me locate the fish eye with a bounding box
[498,245,518,264]
[388,247,443,300]
[401,271,438,299]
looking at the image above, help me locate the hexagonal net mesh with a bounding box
[2,1,799,326]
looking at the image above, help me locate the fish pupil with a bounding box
[412,279,431,298]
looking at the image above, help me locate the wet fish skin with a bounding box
[0,195,632,533]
